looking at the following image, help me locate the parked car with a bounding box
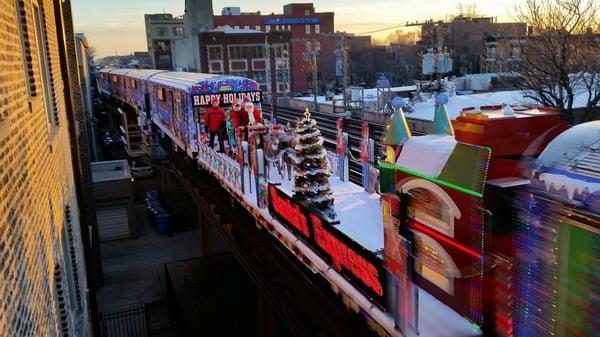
[130,159,154,179]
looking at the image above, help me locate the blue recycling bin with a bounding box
[155,212,172,235]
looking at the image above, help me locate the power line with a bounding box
[356,23,408,35]
[355,20,432,35]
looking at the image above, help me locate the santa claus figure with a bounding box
[230,99,264,129]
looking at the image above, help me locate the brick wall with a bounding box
[0,0,91,336]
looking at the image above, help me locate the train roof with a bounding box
[149,71,259,91]
[100,68,259,91]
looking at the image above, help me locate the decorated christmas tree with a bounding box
[293,109,336,218]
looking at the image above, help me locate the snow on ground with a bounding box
[296,86,594,122]
[295,85,417,107]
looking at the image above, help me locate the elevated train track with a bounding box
[159,136,380,337]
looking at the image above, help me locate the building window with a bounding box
[63,205,83,311]
[33,4,59,126]
[156,26,167,36]
[228,46,244,59]
[230,71,248,78]
[252,59,266,70]
[209,61,223,73]
[207,46,223,60]
[230,60,247,71]
[252,45,266,58]
[287,25,291,31]
[244,25,250,29]
[173,26,184,36]
[15,0,37,96]
[276,69,289,82]
[265,25,271,32]
[228,45,265,60]
[305,25,311,34]
[304,9,311,16]
[255,25,261,31]
[275,44,288,58]
[253,70,267,84]
[315,24,320,34]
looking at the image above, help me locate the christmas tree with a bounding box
[293,109,336,218]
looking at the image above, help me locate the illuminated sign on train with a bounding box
[192,91,262,107]
[268,184,386,303]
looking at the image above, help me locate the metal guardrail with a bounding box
[99,303,148,337]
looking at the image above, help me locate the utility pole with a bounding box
[313,44,318,110]
[305,40,320,110]
[342,36,349,113]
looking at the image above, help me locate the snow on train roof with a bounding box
[144,71,258,90]
[99,68,259,90]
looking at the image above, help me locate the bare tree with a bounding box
[456,3,481,18]
[383,30,419,45]
[512,0,600,124]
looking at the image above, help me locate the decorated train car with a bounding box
[378,94,569,334]
[510,121,600,337]
[98,68,262,156]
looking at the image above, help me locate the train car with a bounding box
[145,71,261,156]
[124,69,167,112]
[510,121,600,337]
[98,68,262,157]
[99,68,131,103]
[378,94,568,334]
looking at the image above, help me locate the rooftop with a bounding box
[91,160,131,183]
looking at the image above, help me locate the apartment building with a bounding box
[0,0,94,336]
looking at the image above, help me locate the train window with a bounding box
[130,79,136,89]
[414,232,459,295]
[400,179,460,238]
[158,87,165,101]
[111,75,118,83]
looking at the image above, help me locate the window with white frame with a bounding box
[207,45,223,60]
[315,24,320,34]
[33,3,59,126]
[252,70,267,84]
[15,0,37,97]
[244,25,250,29]
[304,9,311,16]
[305,24,311,34]
[173,26,184,36]
[266,25,271,32]
[255,25,261,31]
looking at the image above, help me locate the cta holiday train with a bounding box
[99,68,599,337]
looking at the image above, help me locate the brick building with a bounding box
[213,3,338,93]
[144,13,184,69]
[200,27,292,101]
[420,16,526,75]
[0,0,95,336]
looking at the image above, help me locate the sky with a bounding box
[71,0,522,58]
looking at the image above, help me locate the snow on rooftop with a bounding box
[91,160,131,182]
[210,25,262,34]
